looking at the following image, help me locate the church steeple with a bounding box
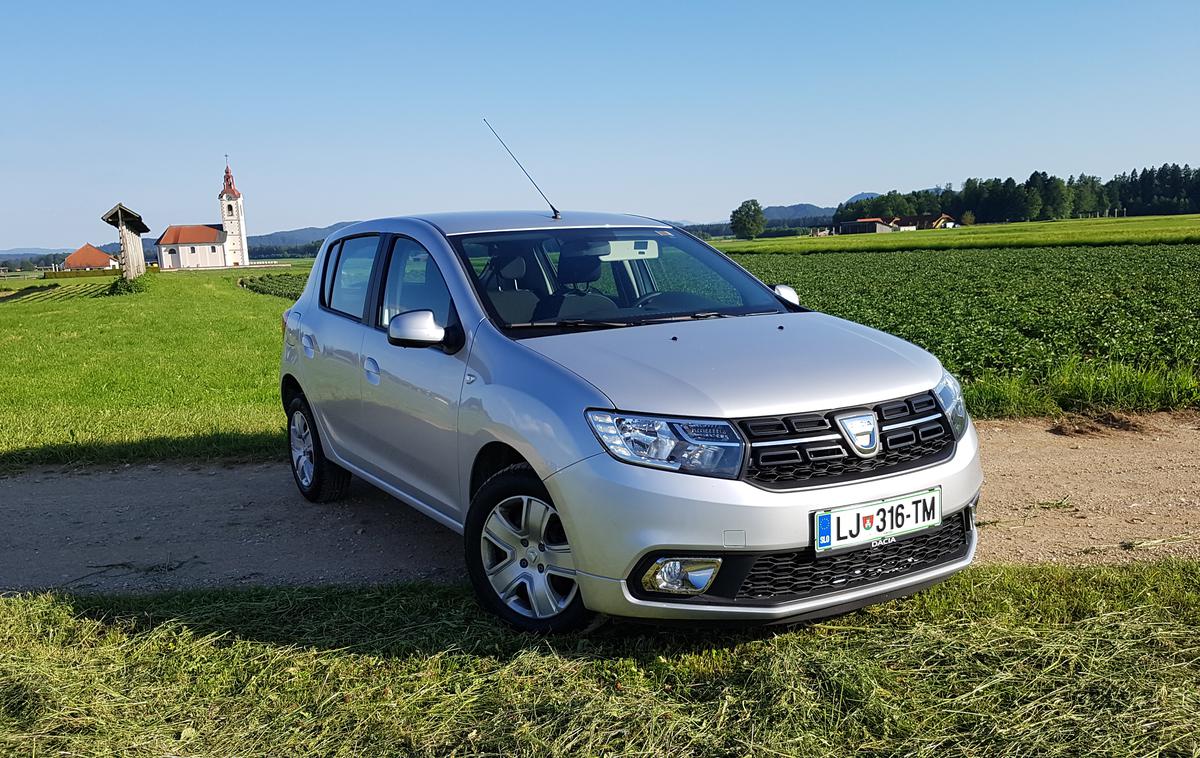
[218,159,248,266]
[220,159,242,199]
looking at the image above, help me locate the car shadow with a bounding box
[60,582,793,661]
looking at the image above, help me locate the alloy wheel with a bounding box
[480,495,577,619]
[289,410,315,488]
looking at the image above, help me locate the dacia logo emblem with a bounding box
[835,411,880,458]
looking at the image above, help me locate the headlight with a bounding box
[585,410,744,478]
[933,370,969,439]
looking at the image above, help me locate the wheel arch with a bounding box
[469,441,530,502]
[280,373,304,412]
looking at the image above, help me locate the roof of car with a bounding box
[392,210,673,236]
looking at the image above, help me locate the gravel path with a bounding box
[2,412,1197,594]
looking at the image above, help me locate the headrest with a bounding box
[558,254,602,284]
[497,256,526,280]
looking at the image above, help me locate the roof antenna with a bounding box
[483,118,560,219]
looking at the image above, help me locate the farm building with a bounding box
[839,218,895,235]
[63,243,120,270]
[156,162,250,270]
[892,213,956,231]
[838,213,956,234]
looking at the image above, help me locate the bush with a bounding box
[106,276,149,297]
[44,268,122,280]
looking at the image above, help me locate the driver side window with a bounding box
[379,237,455,328]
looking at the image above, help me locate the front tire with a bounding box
[465,463,592,633]
[287,395,351,503]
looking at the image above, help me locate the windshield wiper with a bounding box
[509,318,640,330]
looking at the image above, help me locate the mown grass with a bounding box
[1,562,1197,756]
[716,213,1200,254]
[0,270,293,470]
[737,244,1200,416]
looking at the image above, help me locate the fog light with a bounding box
[641,557,722,594]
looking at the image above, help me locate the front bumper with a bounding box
[543,421,982,621]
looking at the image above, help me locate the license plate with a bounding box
[814,487,942,553]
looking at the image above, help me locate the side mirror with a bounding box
[387,309,445,347]
[772,283,801,307]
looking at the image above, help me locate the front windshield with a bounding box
[449,227,789,329]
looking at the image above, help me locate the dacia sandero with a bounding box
[280,211,981,632]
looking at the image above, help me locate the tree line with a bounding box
[835,163,1200,225]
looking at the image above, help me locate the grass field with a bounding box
[0,271,290,469]
[0,280,109,303]
[2,241,1198,468]
[1,562,1197,755]
[715,213,1200,254]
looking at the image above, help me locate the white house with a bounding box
[156,163,250,269]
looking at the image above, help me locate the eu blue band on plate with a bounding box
[817,513,832,548]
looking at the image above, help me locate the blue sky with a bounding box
[1,0,1197,249]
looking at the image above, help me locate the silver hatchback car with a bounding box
[280,211,982,632]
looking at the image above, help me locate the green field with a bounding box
[0,271,290,469]
[2,240,1199,468]
[742,244,1200,416]
[2,562,1197,755]
[715,213,1200,254]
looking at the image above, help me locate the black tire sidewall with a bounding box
[464,464,591,633]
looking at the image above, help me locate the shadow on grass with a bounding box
[0,430,285,472]
[63,583,780,662]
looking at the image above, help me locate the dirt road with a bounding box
[2,413,1197,594]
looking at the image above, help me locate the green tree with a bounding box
[960,210,976,225]
[1043,177,1073,218]
[1023,185,1043,220]
[730,199,766,240]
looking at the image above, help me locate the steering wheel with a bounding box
[633,291,667,309]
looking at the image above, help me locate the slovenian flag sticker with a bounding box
[817,512,832,548]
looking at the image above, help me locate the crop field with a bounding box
[2,562,1197,755]
[242,272,308,299]
[715,213,1200,254]
[736,244,1200,416]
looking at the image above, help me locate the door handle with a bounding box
[363,356,381,385]
[301,333,316,359]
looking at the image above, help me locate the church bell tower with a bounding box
[219,160,249,266]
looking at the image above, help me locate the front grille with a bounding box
[735,510,972,603]
[738,392,955,489]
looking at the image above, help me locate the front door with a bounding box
[359,236,469,517]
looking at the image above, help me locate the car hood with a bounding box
[520,312,945,418]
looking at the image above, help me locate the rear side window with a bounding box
[323,235,380,319]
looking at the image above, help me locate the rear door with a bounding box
[358,236,470,517]
[298,234,382,467]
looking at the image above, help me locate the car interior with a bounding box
[460,234,739,326]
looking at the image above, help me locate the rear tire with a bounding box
[465,463,593,633]
[287,395,351,503]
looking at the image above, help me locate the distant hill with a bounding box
[249,222,357,248]
[0,247,71,261]
[761,203,837,223]
[845,192,881,203]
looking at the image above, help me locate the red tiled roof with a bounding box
[63,243,116,269]
[854,217,890,224]
[156,225,226,245]
[219,164,241,199]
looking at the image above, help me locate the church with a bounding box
[156,163,249,269]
